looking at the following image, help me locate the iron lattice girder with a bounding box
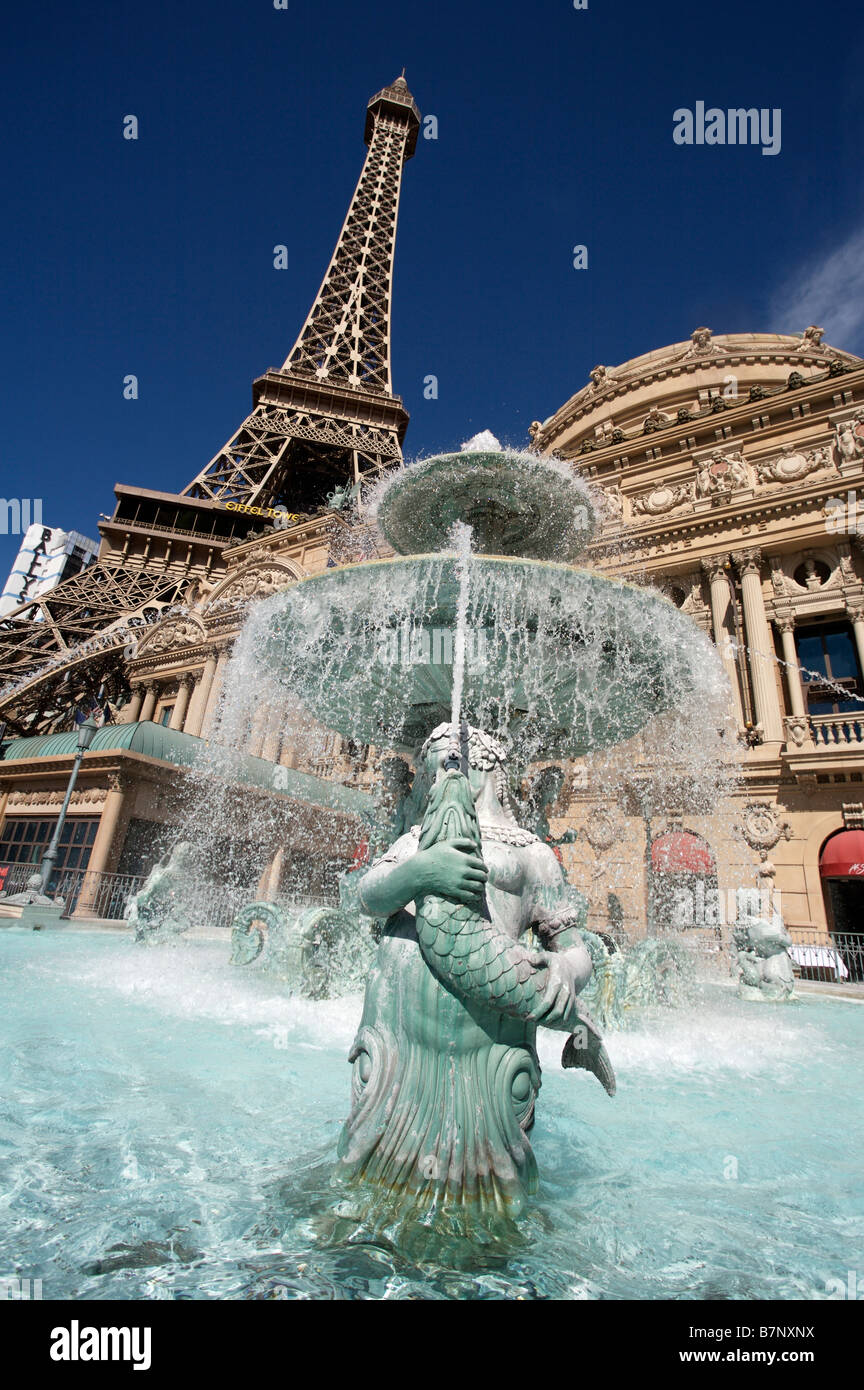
[181,401,404,505]
[0,563,184,674]
[181,77,419,509]
[285,114,407,390]
[0,77,419,717]
[0,650,131,737]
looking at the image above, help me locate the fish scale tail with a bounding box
[415,898,560,1022]
[415,767,574,1024]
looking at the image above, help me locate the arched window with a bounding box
[648,831,717,936]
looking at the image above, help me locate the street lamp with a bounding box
[37,716,100,897]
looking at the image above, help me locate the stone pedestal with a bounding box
[19,903,66,930]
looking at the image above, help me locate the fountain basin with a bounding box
[2,928,861,1300]
[253,554,724,758]
[375,450,597,559]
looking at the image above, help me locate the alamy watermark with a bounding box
[673,103,781,157]
[825,492,864,536]
[825,1271,863,1300]
[0,1275,42,1299]
[0,499,43,534]
[50,1321,152,1370]
[671,884,782,928]
[373,626,490,669]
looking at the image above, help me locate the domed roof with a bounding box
[535,327,862,456]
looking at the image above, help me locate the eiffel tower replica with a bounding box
[0,75,420,735]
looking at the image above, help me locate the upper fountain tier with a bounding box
[375,440,596,562]
[249,439,728,760]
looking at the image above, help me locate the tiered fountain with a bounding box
[234,436,728,1246]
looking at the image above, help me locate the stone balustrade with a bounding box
[811,714,864,746]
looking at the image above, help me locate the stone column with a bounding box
[268,846,285,900]
[701,556,744,727]
[121,685,145,724]
[247,705,269,759]
[261,715,283,764]
[201,648,229,738]
[776,612,813,751]
[185,649,218,738]
[74,775,127,918]
[255,846,285,902]
[848,601,864,677]
[776,615,807,717]
[139,682,159,723]
[732,549,784,744]
[169,675,193,733]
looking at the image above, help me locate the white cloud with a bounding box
[769,224,864,355]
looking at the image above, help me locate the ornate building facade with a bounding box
[531,326,864,956]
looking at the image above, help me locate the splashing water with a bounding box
[449,521,473,733]
[166,442,742,942]
[3,434,845,1296]
[461,430,502,452]
[2,929,861,1300]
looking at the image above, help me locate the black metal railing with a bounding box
[0,862,145,919]
[788,932,864,984]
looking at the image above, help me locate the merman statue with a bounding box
[336,722,614,1235]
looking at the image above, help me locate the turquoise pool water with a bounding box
[0,928,861,1300]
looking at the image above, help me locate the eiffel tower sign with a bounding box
[0,76,420,734]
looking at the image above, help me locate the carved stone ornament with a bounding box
[769,557,788,595]
[837,545,856,582]
[7,787,108,808]
[755,443,834,484]
[213,565,298,606]
[642,407,672,433]
[795,324,825,352]
[583,807,618,853]
[138,617,206,654]
[632,482,692,517]
[833,410,864,466]
[685,326,720,356]
[700,554,730,585]
[601,483,624,522]
[694,449,749,498]
[740,802,792,851]
[784,715,810,749]
[589,364,610,390]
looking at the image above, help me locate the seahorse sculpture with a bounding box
[415,766,614,1089]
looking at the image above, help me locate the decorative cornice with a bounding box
[539,359,864,458]
[5,787,109,809]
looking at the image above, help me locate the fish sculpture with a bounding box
[415,765,615,1094]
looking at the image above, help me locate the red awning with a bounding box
[820,830,864,879]
[651,832,715,875]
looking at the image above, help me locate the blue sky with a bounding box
[2,0,863,582]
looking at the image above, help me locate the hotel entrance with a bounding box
[820,830,864,982]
